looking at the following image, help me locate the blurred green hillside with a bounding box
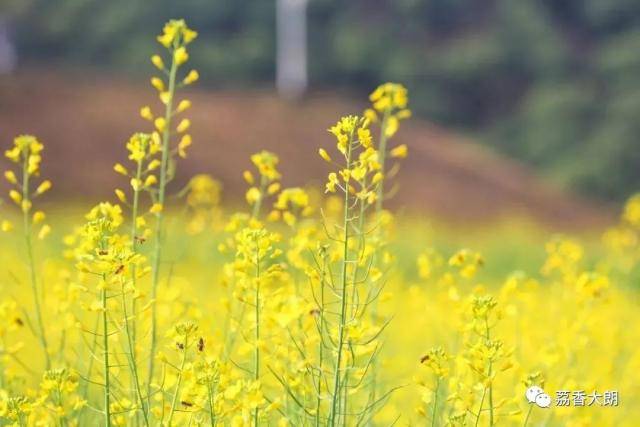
[5,0,640,201]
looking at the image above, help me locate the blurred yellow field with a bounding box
[1,19,640,427]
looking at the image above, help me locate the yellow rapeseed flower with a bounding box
[151,77,165,92]
[390,144,408,159]
[176,118,191,133]
[4,170,17,184]
[183,70,199,85]
[38,224,51,240]
[318,148,332,163]
[36,180,52,195]
[32,211,46,224]
[140,106,154,121]
[9,189,21,204]
[115,189,127,203]
[150,203,163,214]
[174,46,189,65]
[154,117,167,132]
[113,163,128,176]
[177,100,191,113]
[178,135,192,158]
[151,54,164,70]
[243,170,255,185]
[1,220,13,232]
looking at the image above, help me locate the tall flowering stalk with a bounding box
[72,203,144,426]
[3,135,52,370]
[418,347,450,426]
[319,116,385,425]
[365,83,410,214]
[233,227,282,425]
[165,321,199,426]
[137,19,199,394]
[39,367,85,425]
[362,83,410,411]
[220,151,282,359]
[113,133,159,423]
[465,295,511,427]
[245,150,282,219]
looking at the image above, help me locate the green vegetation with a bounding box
[6,0,640,200]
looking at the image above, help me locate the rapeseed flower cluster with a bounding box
[1,18,640,427]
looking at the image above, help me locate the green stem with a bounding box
[167,336,188,426]
[315,255,327,427]
[365,108,391,424]
[130,158,143,352]
[431,378,440,427]
[329,130,354,427]
[121,281,150,426]
[101,280,112,427]
[523,404,533,427]
[343,362,349,427]
[128,159,144,425]
[253,241,261,427]
[21,153,50,370]
[222,177,266,361]
[488,365,494,426]
[485,318,494,427]
[207,381,217,426]
[374,109,391,213]
[251,175,267,219]
[54,386,65,427]
[148,43,179,398]
[474,387,486,427]
[79,314,99,426]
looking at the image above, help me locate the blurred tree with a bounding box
[10,0,640,200]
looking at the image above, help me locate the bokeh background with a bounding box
[2,0,640,227]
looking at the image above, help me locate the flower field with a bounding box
[1,20,640,426]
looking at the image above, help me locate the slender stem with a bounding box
[130,159,143,248]
[101,280,112,427]
[329,130,354,426]
[253,241,261,426]
[315,255,327,427]
[488,363,494,426]
[79,314,99,426]
[130,158,143,354]
[431,378,440,427]
[148,43,179,397]
[342,362,349,427]
[351,178,367,318]
[167,336,188,426]
[251,175,267,219]
[121,281,150,426]
[474,387,487,427]
[21,153,50,370]
[53,385,66,427]
[128,158,144,426]
[207,381,217,426]
[222,177,266,360]
[365,108,391,424]
[523,404,533,427]
[485,318,494,427]
[374,109,390,213]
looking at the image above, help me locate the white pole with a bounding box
[0,17,16,74]
[276,0,308,100]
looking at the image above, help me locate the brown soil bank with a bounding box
[0,70,612,229]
